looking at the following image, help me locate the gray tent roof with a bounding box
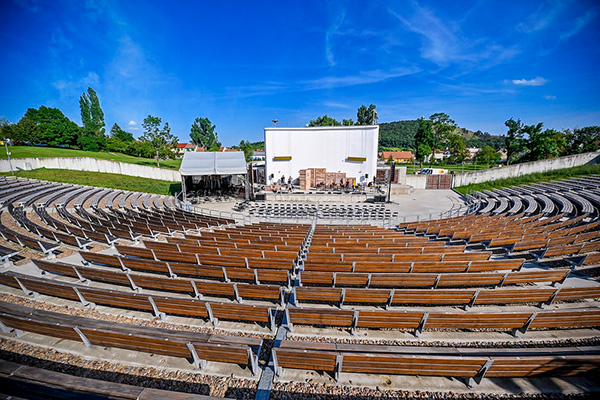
[180,151,247,176]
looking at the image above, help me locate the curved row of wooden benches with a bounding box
[285,305,600,337]
[0,271,275,329]
[80,251,291,285]
[272,339,600,386]
[31,259,285,305]
[292,285,600,308]
[0,301,261,375]
[2,270,598,339]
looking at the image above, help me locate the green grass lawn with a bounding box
[454,164,600,195]
[1,168,181,195]
[0,146,182,170]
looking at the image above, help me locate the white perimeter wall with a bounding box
[0,157,180,181]
[452,152,600,187]
[264,126,379,185]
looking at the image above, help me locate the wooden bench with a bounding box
[32,259,281,304]
[298,269,567,289]
[285,306,600,337]
[0,301,260,375]
[272,340,600,386]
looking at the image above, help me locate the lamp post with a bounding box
[3,138,13,176]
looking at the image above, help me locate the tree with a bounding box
[0,118,13,140]
[342,118,355,126]
[428,113,456,165]
[109,123,134,142]
[106,123,135,154]
[475,146,501,166]
[414,117,433,163]
[447,133,469,164]
[23,106,80,147]
[357,104,377,125]
[564,126,600,155]
[78,87,106,151]
[141,115,178,167]
[504,118,526,165]
[308,115,341,126]
[238,140,254,162]
[190,117,221,151]
[526,125,565,161]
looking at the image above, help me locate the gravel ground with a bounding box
[269,382,595,400]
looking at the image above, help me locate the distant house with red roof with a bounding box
[380,151,414,163]
[175,143,196,157]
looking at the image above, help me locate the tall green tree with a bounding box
[23,106,80,147]
[504,118,526,165]
[447,133,469,163]
[428,112,456,165]
[342,118,355,126]
[475,146,501,166]
[357,104,377,125]
[190,117,221,150]
[238,140,254,162]
[526,125,565,161]
[309,115,341,126]
[78,87,106,151]
[106,123,135,154]
[141,115,178,167]
[414,117,433,163]
[564,126,600,154]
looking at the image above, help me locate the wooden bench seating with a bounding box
[272,341,600,385]
[116,245,295,270]
[165,236,300,252]
[0,271,275,328]
[32,259,283,304]
[0,301,260,375]
[0,360,220,400]
[302,258,524,273]
[143,240,299,260]
[80,251,290,284]
[292,285,599,308]
[298,269,568,288]
[286,306,600,336]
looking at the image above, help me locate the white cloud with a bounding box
[560,10,597,41]
[127,120,139,130]
[389,5,518,69]
[512,77,548,86]
[517,1,569,33]
[53,71,100,93]
[544,95,557,100]
[302,67,420,91]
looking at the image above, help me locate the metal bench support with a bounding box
[74,326,92,348]
[73,287,96,309]
[186,342,207,370]
[415,312,429,337]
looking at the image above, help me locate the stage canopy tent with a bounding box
[180,152,246,176]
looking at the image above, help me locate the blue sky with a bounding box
[1,0,599,146]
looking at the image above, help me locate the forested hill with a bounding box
[378,120,504,150]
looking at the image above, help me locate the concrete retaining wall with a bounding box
[0,157,180,182]
[405,174,427,189]
[452,152,600,187]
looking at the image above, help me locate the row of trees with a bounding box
[411,111,600,167]
[0,87,226,167]
[308,104,378,127]
[504,118,600,165]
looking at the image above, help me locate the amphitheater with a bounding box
[1,173,599,399]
